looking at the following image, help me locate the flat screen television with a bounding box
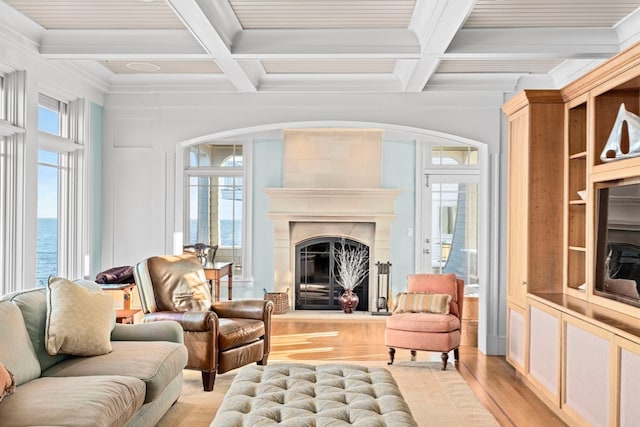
[594,178,640,307]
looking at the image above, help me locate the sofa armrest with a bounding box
[212,299,273,321]
[111,320,184,343]
[142,310,217,333]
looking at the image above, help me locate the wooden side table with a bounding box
[204,262,233,302]
[115,309,140,324]
[101,283,140,323]
[100,283,137,309]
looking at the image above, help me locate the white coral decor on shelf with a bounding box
[335,239,369,291]
[600,103,640,162]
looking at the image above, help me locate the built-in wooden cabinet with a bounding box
[505,41,640,427]
[503,91,565,309]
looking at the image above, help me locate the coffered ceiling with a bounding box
[1,0,639,93]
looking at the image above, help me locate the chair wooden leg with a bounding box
[441,352,448,370]
[202,371,216,392]
[387,347,396,365]
[410,350,417,361]
[258,355,269,366]
[453,348,459,361]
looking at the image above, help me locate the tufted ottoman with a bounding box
[210,363,418,426]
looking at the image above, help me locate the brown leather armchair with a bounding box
[385,273,464,370]
[133,254,273,391]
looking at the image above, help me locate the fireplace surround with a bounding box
[264,128,401,311]
[264,187,400,311]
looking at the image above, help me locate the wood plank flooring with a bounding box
[271,313,567,427]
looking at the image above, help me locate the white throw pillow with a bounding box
[45,276,115,356]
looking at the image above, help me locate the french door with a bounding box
[419,172,479,288]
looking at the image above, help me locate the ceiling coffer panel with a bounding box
[5,0,185,29]
[229,0,417,29]
[464,0,640,28]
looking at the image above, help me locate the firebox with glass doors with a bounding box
[295,237,369,311]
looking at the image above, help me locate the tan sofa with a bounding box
[0,283,188,427]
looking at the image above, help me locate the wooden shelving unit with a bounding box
[565,98,588,295]
[504,41,640,427]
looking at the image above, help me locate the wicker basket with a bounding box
[263,288,290,314]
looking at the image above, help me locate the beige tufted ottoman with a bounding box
[210,363,418,426]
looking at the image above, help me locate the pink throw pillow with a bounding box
[0,361,15,403]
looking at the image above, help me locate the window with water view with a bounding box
[187,143,245,277]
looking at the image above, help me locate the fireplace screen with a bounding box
[295,237,369,311]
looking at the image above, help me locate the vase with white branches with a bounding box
[335,239,369,313]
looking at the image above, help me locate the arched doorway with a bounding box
[177,121,495,354]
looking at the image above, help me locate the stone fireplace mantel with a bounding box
[264,187,401,310]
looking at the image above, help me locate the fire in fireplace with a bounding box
[295,237,369,311]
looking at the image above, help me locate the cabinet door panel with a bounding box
[506,111,529,306]
[564,317,612,427]
[529,304,560,404]
[616,337,640,427]
[507,304,526,372]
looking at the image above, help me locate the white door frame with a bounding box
[415,138,492,354]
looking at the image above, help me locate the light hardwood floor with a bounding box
[271,313,567,427]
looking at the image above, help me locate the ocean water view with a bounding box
[36,217,57,287]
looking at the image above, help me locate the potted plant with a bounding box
[335,239,369,313]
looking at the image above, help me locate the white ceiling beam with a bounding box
[190,0,242,47]
[446,28,620,58]
[424,73,525,93]
[236,60,266,87]
[231,29,420,58]
[403,0,477,92]
[107,74,238,93]
[166,0,257,92]
[258,74,402,92]
[40,30,208,59]
[0,0,44,48]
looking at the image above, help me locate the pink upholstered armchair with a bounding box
[385,273,464,370]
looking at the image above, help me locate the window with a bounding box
[36,94,68,285]
[186,143,246,278]
[36,150,61,284]
[431,145,478,166]
[36,94,85,286]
